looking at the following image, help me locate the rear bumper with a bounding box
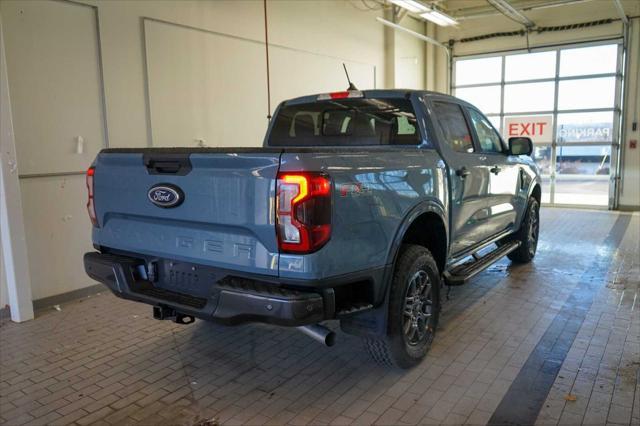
[83,252,329,326]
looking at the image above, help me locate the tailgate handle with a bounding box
[143,154,192,175]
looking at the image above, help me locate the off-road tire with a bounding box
[507,197,540,263]
[365,245,441,369]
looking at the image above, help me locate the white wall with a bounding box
[437,0,640,209]
[0,0,395,301]
[2,0,105,176]
[395,16,426,89]
[0,229,7,310]
[95,0,387,150]
[143,17,376,149]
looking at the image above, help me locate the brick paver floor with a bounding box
[0,208,638,425]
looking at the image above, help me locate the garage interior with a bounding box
[0,0,639,425]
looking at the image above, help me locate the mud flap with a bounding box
[339,302,389,337]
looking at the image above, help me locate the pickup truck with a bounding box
[84,89,541,368]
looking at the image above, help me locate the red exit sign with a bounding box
[508,122,548,136]
[504,116,552,143]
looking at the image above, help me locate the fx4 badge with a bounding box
[338,182,372,197]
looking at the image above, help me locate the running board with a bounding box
[444,241,520,286]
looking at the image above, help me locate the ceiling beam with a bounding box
[451,0,593,21]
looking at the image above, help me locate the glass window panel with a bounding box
[455,85,501,114]
[557,77,616,110]
[532,146,552,203]
[431,101,474,153]
[504,82,554,113]
[487,115,501,132]
[533,145,553,176]
[455,57,502,85]
[469,109,503,153]
[540,177,551,204]
[556,111,614,143]
[505,51,556,82]
[270,98,419,146]
[560,44,618,77]
[555,145,610,206]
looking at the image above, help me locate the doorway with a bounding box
[453,41,623,208]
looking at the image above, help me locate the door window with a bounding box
[432,102,474,153]
[469,109,504,153]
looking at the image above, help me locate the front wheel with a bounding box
[365,245,440,369]
[507,197,540,263]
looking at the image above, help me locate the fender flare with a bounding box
[517,177,542,231]
[528,177,542,201]
[382,199,449,298]
[501,176,539,234]
[340,199,449,338]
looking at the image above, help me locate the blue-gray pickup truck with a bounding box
[84,89,541,368]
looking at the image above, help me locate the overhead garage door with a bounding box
[453,41,623,208]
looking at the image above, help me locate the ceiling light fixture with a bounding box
[389,0,429,14]
[420,7,458,26]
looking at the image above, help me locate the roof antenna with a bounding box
[343,63,358,91]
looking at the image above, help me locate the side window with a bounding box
[432,102,474,153]
[468,109,504,153]
[396,116,416,135]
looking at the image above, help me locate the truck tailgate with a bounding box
[92,150,281,276]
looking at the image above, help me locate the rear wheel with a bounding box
[365,245,440,369]
[507,197,540,263]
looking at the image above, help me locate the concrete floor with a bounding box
[0,208,638,426]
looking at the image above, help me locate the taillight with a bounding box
[86,166,98,227]
[276,172,331,253]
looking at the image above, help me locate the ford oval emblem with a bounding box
[148,184,184,208]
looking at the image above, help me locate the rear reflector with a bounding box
[86,166,98,227]
[276,172,331,254]
[317,90,363,100]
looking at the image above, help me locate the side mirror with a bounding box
[508,137,533,156]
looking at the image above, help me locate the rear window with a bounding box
[268,98,420,146]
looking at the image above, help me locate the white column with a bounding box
[0,13,34,322]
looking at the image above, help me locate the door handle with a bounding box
[490,166,502,175]
[456,167,470,178]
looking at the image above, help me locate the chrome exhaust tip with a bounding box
[298,324,336,347]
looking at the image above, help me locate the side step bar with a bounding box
[444,241,520,286]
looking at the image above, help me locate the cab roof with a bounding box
[282,89,461,106]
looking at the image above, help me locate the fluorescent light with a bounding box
[389,1,458,27]
[420,8,458,26]
[389,0,428,14]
